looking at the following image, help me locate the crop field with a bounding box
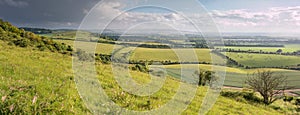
[55,38,226,63]
[164,64,300,88]
[223,52,300,68]
[215,44,300,53]
[55,39,224,64]
[130,48,225,64]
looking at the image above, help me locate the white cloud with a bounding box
[211,6,300,33]
[81,1,300,33]
[0,0,28,8]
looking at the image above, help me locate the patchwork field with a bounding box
[223,52,300,68]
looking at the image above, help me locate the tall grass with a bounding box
[0,41,89,114]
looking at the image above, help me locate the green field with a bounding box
[55,40,225,64]
[215,44,300,53]
[93,63,290,114]
[164,64,300,88]
[224,52,300,68]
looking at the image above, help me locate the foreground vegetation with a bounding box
[0,41,89,114]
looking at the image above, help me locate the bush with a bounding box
[283,96,294,102]
[295,98,300,105]
[13,39,30,47]
[221,91,262,104]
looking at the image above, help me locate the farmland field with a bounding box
[112,47,225,64]
[215,44,300,53]
[164,64,300,88]
[223,52,300,68]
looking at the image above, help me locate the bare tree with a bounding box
[245,70,288,105]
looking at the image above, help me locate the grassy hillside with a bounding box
[0,41,89,114]
[92,63,296,114]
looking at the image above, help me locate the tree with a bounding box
[276,49,283,54]
[245,70,288,105]
[194,70,214,86]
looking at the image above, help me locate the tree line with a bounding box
[216,48,300,56]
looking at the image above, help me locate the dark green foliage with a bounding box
[13,39,30,47]
[19,27,52,34]
[135,64,148,72]
[283,96,293,102]
[295,98,300,105]
[95,53,111,64]
[221,91,262,103]
[0,19,73,55]
[194,70,214,86]
[137,44,170,49]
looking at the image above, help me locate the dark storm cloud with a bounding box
[0,0,100,28]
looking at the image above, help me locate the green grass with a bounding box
[164,64,300,88]
[130,48,224,64]
[54,39,116,55]
[0,41,89,114]
[91,63,294,114]
[215,44,300,53]
[224,52,300,68]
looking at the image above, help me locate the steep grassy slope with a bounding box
[0,41,89,114]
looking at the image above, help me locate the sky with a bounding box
[1,0,300,33]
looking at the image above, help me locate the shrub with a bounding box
[13,39,30,47]
[295,98,300,106]
[221,91,262,104]
[283,96,294,102]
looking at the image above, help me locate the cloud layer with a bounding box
[86,1,300,33]
[0,0,28,8]
[211,6,300,33]
[1,0,300,33]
